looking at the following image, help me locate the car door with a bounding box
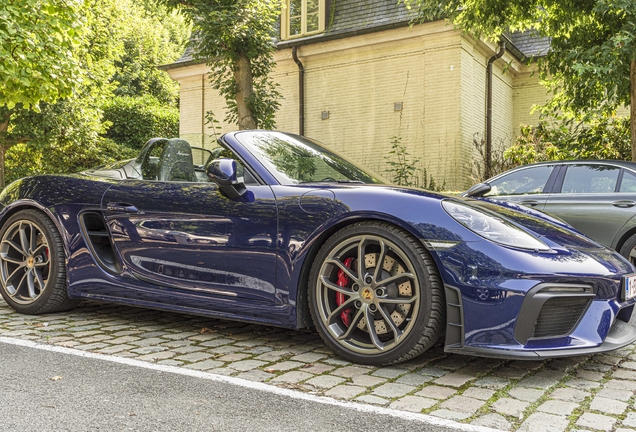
[482,164,560,209]
[101,176,279,304]
[541,163,631,247]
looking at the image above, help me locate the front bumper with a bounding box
[445,318,636,359]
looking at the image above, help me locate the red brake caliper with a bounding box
[336,257,354,327]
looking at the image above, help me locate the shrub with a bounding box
[102,95,179,151]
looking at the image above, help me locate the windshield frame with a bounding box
[231,131,388,186]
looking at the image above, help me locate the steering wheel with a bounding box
[320,177,337,182]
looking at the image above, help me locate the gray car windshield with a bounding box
[234,131,386,185]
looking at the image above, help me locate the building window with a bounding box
[281,0,325,39]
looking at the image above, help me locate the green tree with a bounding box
[160,0,281,130]
[0,0,83,187]
[403,0,636,160]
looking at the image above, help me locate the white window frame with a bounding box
[281,0,326,40]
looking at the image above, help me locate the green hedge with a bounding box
[102,95,179,151]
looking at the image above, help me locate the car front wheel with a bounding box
[308,222,445,365]
[0,209,78,314]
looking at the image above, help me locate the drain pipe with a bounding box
[292,46,305,136]
[485,40,506,179]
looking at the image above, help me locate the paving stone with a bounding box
[75,342,109,351]
[350,375,386,387]
[161,331,199,340]
[621,361,636,370]
[372,383,415,398]
[207,367,236,376]
[175,352,213,362]
[129,337,166,347]
[137,351,176,362]
[298,363,333,375]
[97,344,135,354]
[188,333,222,342]
[537,400,579,415]
[306,375,347,389]
[614,369,636,381]
[227,360,267,372]
[518,370,565,389]
[473,376,510,390]
[324,385,366,400]
[492,398,529,418]
[550,387,589,403]
[372,367,406,379]
[157,360,183,367]
[440,396,484,414]
[464,388,498,402]
[242,346,273,355]
[567,379,601,390]
[576,413,616,431]
[331,366,372,378]
[508,387,545,402]
[433,369,477,388]
[254,350,289,362]
[270,371,313,384]
[548,357,588,372]
[417,367,448,377]
[606,379,636,391]
[389,396,437,412]
[182,360,224,371]
[265,361,303,372]
[577,369,606,381]
[198,338,235,348]
[323,358,351,366]
[73,330,104,337]
[430,409,471,421]
[216,353,250,362]
[208,346,243,355]
[623,412,636,428]
[597,387,632,401]
[395,374,433,386]
[471,413,512,431]
[518,413,570,432]
[108,336,141,345]
[235,370,274,382]
[290,352,327,363]
[435,357,468,370]
[582,363,613,372]
[510,360,545,370]
[415,385,457,400]
[171,345,204,354]
[496,367,530,380]
[617,428,636,432]
[589,396,628,415]
[355,395,389,406]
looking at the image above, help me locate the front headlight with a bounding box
[442,201,550,251]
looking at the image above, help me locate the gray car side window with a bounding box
[620,170,636,192]
[561,164,620,194]
[484,165,554,196]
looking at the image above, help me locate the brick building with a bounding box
[160,0,548,190]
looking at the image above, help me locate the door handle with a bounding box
[107,202,139,213]
[612,200,636,208]
[519,200,539,207]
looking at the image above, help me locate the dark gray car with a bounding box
[464,160,636,264]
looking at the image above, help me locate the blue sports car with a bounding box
[1,130,636,365]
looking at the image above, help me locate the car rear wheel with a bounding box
[620,234,636,267]
[308,222,445,365]
[0,210,78,314]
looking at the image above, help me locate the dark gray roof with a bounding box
[162,1,549,69]
[506,30,550,59]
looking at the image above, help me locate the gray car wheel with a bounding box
[308,222,445,365]
[0,210,78,314]
[620,234,636,267]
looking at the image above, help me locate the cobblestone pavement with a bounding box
[2,301,636,432]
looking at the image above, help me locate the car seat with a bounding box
[158,139,197,182]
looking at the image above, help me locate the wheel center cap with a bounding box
[26,256,35,269]
[360,287,374,302]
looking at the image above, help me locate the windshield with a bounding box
[234,131,386,185]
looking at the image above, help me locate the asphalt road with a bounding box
[0,341,482,432]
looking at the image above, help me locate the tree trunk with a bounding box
[234,54,257,130]
[0,110,10,189]
[631,59,636,162]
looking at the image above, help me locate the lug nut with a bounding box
[365,275,373,284]
[369,304,377,312]
[354,300,362,309]
[375,288,384,296]
[352,283,360,292]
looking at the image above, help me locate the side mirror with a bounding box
[207,158,247,199]
[464,182,492,197]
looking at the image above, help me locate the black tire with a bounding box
[620,234,636,267]
[308,221,445,365]
[0,209,79,314]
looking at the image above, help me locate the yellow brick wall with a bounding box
[513,66,549,134]
[167,22,545,190]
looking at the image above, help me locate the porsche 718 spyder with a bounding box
[1,130,635,365]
